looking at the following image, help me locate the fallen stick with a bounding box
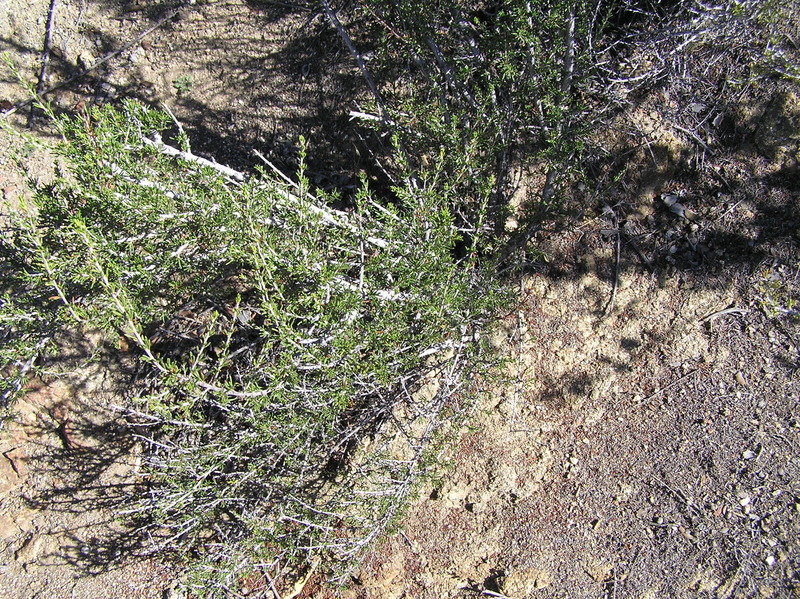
[30,0,59,126]
[537,5,576,216]
[320,0,386,119]
[141,133,245,182]
[141,132,393,248]
[621,231,655,273]
[252,149,296,187]
[698,306,749,323]
[636,368,699,404]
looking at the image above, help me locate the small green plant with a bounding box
[756,264,800,321]
[0,55,61,415]
[172,74,193,96]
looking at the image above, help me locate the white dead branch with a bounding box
[140,133,390,249]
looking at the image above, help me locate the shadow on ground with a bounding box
[2,0,392,193]
[2,330,164,576]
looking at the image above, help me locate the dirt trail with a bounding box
[351,260,800,598]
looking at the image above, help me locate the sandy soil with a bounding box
[1,1,799,598]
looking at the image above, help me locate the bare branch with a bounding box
[30,0,58,126]
[321,0,387,119]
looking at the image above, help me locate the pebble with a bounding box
[78,50,95,70]
[500,567,552,595]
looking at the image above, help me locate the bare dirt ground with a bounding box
[1,1,799,598]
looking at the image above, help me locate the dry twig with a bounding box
[636,368,700,404]
[320,0,386,119]
[30,0,58,126]
[699,306,749,323]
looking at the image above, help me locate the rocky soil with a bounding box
[1,1,799,598]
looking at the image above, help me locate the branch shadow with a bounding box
[511,74,799,286]
[3,0,392,195]
[6,333,167,576]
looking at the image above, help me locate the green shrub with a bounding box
[1,99,506,594]
[348,0,598,240]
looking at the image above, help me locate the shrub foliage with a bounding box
[1,100,505,591]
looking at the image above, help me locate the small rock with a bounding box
[500,567,552,595]
[15,534,45,565]
[466,501,485,514]
[446,486,469,502]
[0,450,23,494]
[5,447,26,477]
[585,561,613,583]
[0,515,20,541]
[78,50,95,70]
[12,508,36,533]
